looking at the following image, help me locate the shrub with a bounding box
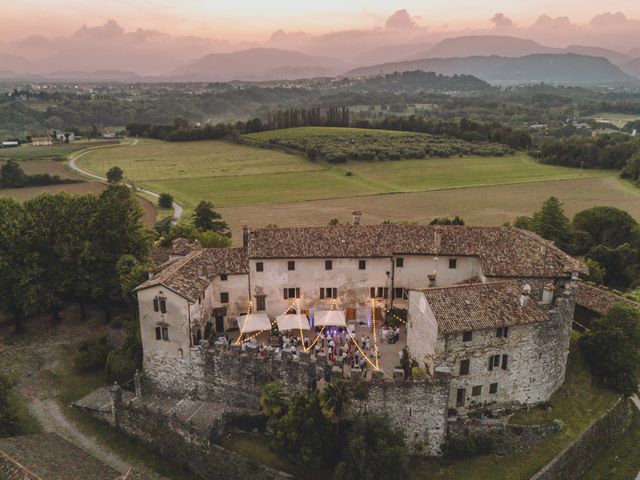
[158,193,174,209]
[75,336,112,372]
[443,434,495,458]
[105,341,142,386]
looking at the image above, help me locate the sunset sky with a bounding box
[2,0,640,41]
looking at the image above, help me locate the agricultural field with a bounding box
[588,112,640,129]
[244,126,512,162]
[0,140,118,161]
[0,159,78,179]
[77,134,621,226]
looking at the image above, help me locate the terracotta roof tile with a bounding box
[248,225,585,278]
[576,282,640,315]
[422,281,549,334]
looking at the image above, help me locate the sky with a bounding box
[3,0,640,42]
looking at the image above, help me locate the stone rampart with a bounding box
[530,397,631,480]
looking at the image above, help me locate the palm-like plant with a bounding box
[320,381,352,427]
[260,382,288,420]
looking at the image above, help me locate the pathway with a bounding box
[67,140,184,221]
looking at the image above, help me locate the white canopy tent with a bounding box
[276,314,310,331]
[238,313,272,334]
[313,310,346,327]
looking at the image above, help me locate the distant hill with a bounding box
[565,45,631,65]
[407,35,560,60]
[0,53,32,72]
[347,53,639,86]
[620,58,640,79]
[44,70,141,81]
[347,70,493,92]
[174,48,345,81]
[353,43,434,65]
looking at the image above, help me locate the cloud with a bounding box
[490,13,513,28]
[74,19,125,40]
[531,15,573,29]
[385,9,418,30]
[590,11,629,27]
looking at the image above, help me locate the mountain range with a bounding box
[2,33,640,85]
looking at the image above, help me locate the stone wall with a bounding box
[113,399,292,480]
[447,418,563,455]
[351,370,451,455]
[0,454,38,480]
[530,397,631,480]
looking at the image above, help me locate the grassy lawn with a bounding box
[342,154,610,192]
[410,336,618,480]
[142,169,381,211]
[581,405,640,480]
[79,139,321,181]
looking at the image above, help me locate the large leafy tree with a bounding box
[334,414,410,480]
[573,206,639,254]
[106,166,124,183]
[587,243,639,289]
[192,200,229,235]
[580,303,640,395]
[0,198,41,332]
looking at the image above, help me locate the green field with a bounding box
[0,141,118,160]
[78,136,614,216]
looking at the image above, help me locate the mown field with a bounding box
[0,140,118,160]
[77,134,618,222]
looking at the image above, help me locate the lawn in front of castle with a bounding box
[220,334,620,480]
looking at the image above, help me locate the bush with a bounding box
[75,336,112,372]
[105,341,142,386]
[229,414,268,432]
[158,193,174,209]
[443,434,495,458]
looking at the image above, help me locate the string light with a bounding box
[371,298,379,369]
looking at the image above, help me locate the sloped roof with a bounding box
[576,282,640,315]
[422,281,548,334]
[248,225,585,278]
[135,247,248,301]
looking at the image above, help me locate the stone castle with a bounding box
[133,221,584,455]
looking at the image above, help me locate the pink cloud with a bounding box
[490,13,514,28]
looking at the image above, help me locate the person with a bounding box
[290,344,297,356]
[394,327,401,343]
[241,341,248,352]
[360,334,366,348]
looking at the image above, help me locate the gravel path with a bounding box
[0,311,168,480]
[67,140,184,221]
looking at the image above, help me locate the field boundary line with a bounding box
[66,140,183,222]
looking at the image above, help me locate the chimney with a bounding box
[542,283,555,304]
[519,282,531,307]
[148,271,154,280]
[242,225,249,248]
[352,211,361,226]
[197,264,205,279]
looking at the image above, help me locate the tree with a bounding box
[158,193,173,209]
[269,391,337,468]
[320,381,351,429]
[160,224,231,248]
[585,259,606,285]
[106,166,124,183]
[531,197,573,251]
[0,198,42,332]
[587,243,639,289]
[513,216,533,230]
[260,382,288,420]
[573,206,638,253]
[334,414,410,480]
[0,160,27,188]
[580,303,640,395]
[192,200,229,235]
[621,152,640,183]
[429,216,465,226]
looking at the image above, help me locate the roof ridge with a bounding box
[422,280,516,293]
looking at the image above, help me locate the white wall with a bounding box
[407,290,439,374]
[249,257,392,320]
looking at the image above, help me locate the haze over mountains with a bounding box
[3,14,640,85]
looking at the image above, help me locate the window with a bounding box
[471,385,482,396]
[220,292,229,303]
[449,258,457,269]
[288,261,295,271]
[320,288,338,299]
[394,287,407,300]
[154,296,167,314]
[220,274,228,281]
[256,262,264,272]
[371,287,388,298]
[359,260,366,270]
[497,326,509,338]
[155,326,169,341]
[462,331,473,342]
[325,260,333,270]
[459,359,470,375]
[501,354,509,370]
[256,296,266,311]
[396,257,404,268]
[283,288,300,299]
[489,383,498,394]
[489,354,501,371]
[428,275,436,288]
[456,388,466,407]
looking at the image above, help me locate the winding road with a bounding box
[67,139,184,221]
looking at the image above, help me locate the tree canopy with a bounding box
[106,166,124,183]
[192,200,230,235]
